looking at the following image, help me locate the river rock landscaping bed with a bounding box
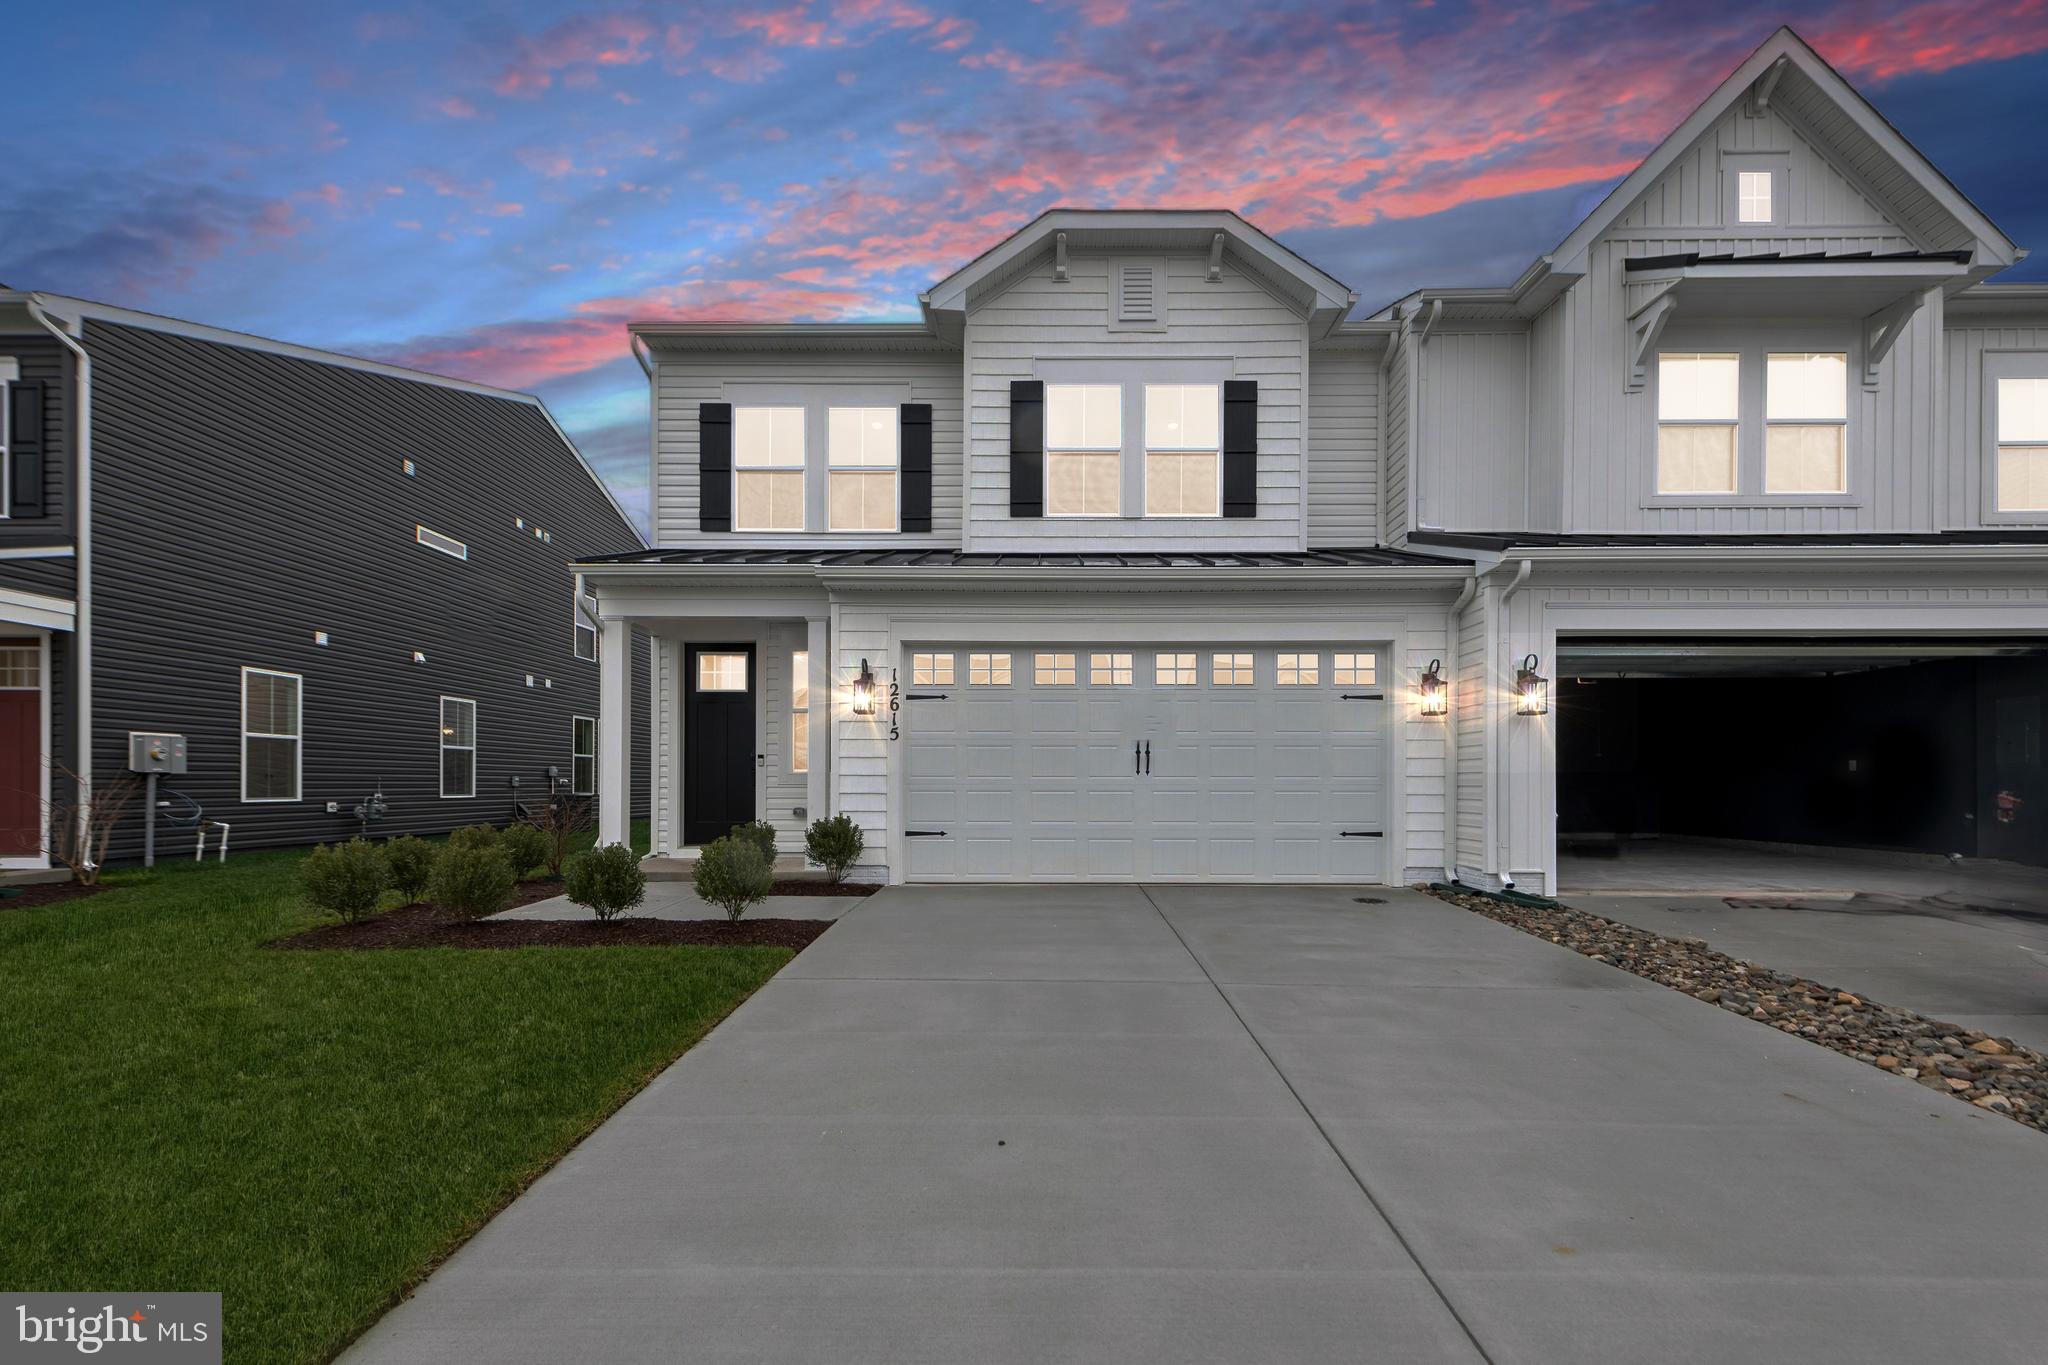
[275,902,832,951]
[1425,884,2048,1135]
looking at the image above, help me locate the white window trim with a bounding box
[571,714,596,797]
[416,525,468,560]
[825,405,900,534]
[732,404,808,533]
[1141,382,1224,519]
[718,384,915,537]
[790,650,810,775]
[1044,383,1123,519]
[240,665,303,804]
[439,695,478,799]
[1648,330,1860,509]
[1983,350,2048,524]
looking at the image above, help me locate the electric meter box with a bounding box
[129,732,188,775]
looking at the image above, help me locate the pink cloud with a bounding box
[1808,0,2048,81]
[493,13,657,97]
[438,95,478,119]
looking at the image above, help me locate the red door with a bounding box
[0,638,43,857]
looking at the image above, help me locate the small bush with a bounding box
[535,797,591,877]
[692,835,772,923]
[430,845,515,918]
[301,839,389,923]
[565,842,647,922]
[384,834,436,904]
[731,819,778,865]
[446,824,502,852]
[805,813,865,884]
[498,822,550,880]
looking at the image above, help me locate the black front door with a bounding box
[684,644,757,846]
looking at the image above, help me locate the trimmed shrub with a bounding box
[565,842,647,922]
[692,835,772,923]
[498,822,550,880]
[383,834,436,905]
[446,824,502,852]
[805,814,865,885]
[301,839,389,923]
[731,819,778,865]
[430,845,515,918]
[536,797,591,877]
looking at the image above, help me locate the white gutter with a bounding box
[26,295,91,852]
[1491,558,1534,888]
[1440,573,1479,882]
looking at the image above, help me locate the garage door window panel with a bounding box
[1156,652,1197,685]
[1034,653,1077,685]
[970,653,1012,685]
[1212,653,1254,686]
[1090,653,1133,685]
[1045,384,1121,517]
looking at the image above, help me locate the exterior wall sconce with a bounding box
[1514,653,1549,715]
[850,658,877,716]
[1417,659,1449,717]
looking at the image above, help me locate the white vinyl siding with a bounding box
[1306,348,1378,544]
[439,696,477,799]
[241,667,302,803]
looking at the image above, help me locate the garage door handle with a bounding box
[1340,830,1383,838]
[905,829,947,838]
[1144,740,1151,775]
[1134,740,1141,775]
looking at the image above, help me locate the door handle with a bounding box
[1144,740,1151,775]
[1134,740,1141,775]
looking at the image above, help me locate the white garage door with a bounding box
[904,646,1388,882]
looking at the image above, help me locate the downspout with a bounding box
[25,296,91,858]
[1493,558,1534,887]
[1439,573,1478,882]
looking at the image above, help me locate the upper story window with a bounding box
[828,407,898,532]
[1764,352,1848,494]
[1144,384,1220,517]
[1656,352,1739,494]
[573,585,597,661]
[734,406,805,531]
[416,525,467,559]
[1736,171,1773,224]
[1991,358,2048,515]
[1656,346,1849,499]
[1045,384,1121,517]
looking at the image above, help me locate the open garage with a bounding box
[1553,637,2048,889]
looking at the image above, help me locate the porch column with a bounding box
[597,615,632,848]
[805,616,830,826]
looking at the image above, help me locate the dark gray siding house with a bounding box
[0,292,648,869]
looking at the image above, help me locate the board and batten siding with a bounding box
[1945,314,2048,528]
[1305,348,1378,544]
[964,251,1310,552]
[1415,328,1529,532]
[649,349,964,547]
[81,318,648,860]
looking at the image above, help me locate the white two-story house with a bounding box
[580,27,2048,893]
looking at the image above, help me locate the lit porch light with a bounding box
[1417,659,1449,717]
[1514,653,1549,716]
[850,658,877,716]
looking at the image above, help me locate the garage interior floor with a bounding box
[1557,838,2048,904]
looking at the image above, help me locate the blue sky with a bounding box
[5,0,2045,532]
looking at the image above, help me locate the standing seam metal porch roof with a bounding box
[575,545,1470,569]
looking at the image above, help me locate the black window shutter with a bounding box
[8,380,45,519]
[1222,379,1257,518]
[699,402,733,533]
[899,403,933,533]
[1009,380,1043,518]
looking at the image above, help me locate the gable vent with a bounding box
[1117,262,1157,322]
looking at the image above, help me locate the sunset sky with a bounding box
[6,0,2046,530]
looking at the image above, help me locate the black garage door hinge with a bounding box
[1341,693,1385,701]
[904,693,949,701]
[905,829,948,837]
[1340,830,1384,838]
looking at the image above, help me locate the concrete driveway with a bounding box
[346,884,2048,1365]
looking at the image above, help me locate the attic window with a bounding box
[1723,154,1786,228]
[1111,258,1166,330]
[1737,171,1773,224]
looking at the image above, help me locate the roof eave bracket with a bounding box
[1746,55,1789,116]
[1052,232,1069,284]
[1862,290,1924,387]
[1206,232,1225,283]
[1627,291,1678,391]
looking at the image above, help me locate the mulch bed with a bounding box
[274,902,832,952]
[768,879,881,897]
[1425,884,2048,1136]
[0,880,109,911]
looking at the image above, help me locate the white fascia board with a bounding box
[0,544,76,560]
[1512,545,2048,570]
[629,322,949,351]
[0,587,77,631]
[572,560,1474,593]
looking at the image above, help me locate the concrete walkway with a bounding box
[347,885,2048,1365]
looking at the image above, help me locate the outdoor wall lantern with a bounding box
[1417,659,1449,717]
[1514,653,1550,716]
[850,658,878,716]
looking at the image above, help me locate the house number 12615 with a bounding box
[888,675,900,740]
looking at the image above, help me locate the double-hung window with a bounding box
[734,406,805,531]
[573,585,597,661]
[440,696,477,798]
[1045,384,1121,517]
[1765,352,1848,493]
[1656,353,1740,494]
[572,716,596,796]
[1991,358,2048,515]
[241,667,302,802]
[828,407,898,531]
[1144,384,1220,516]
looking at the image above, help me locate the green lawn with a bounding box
[0,830,789,1364]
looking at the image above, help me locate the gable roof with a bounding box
[1548,26,2018,280]
[919,208,1358,339]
